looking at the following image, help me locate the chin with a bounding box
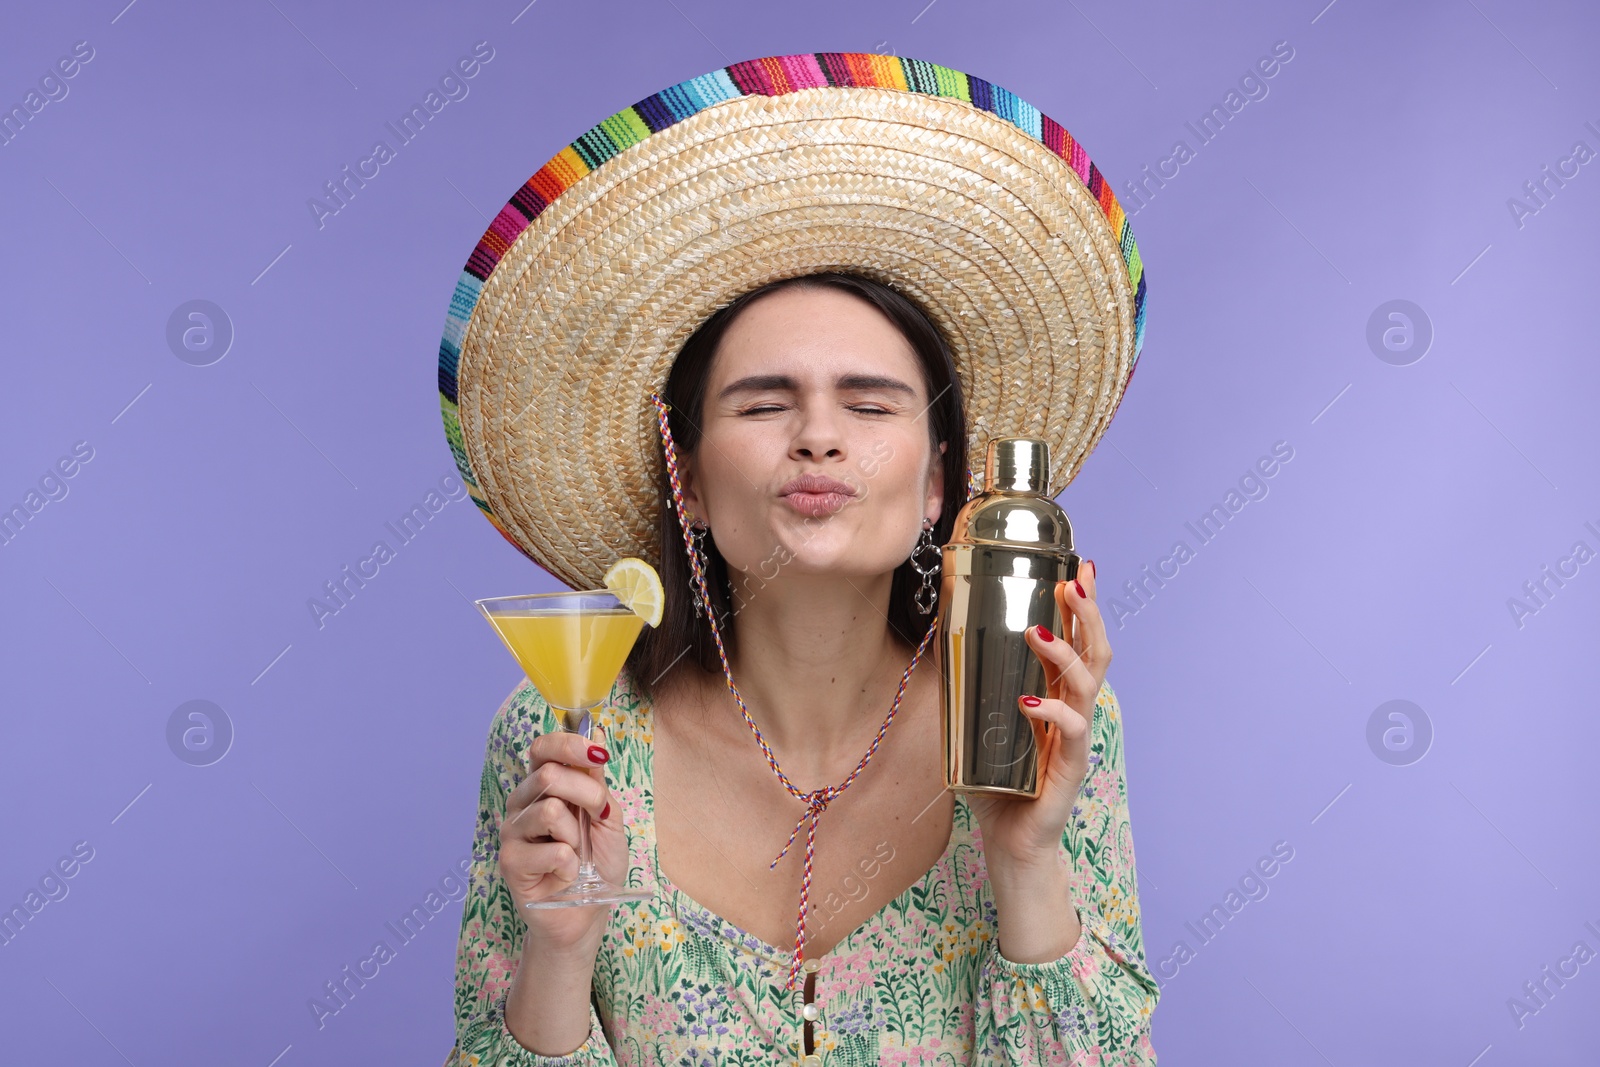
[772,547,901,581]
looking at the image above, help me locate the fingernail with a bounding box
[600,802,611,820]
[1020,695,1042,707]
[1074,579,1086,598]
[1086,559,1096,579]
[1035,624,1054,643]
[588,745,609,764]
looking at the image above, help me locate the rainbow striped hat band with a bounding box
[439,52,1147,591]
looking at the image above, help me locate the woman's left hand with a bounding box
[969,560,1110,878]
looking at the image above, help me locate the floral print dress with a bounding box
[445,669,1158,1065]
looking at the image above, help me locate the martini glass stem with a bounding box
[575,808,598,884]
[570,709,603,890]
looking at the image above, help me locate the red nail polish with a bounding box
[1074,579,1086,598]
[1086,559,1096,579]
[588,745,609,764]
[600,802,611,820]
[1020,695,1042,707]
[1035,624,1054,643]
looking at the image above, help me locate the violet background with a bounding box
[3,0,1597,1063]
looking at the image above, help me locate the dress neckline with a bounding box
[627,679,968,968]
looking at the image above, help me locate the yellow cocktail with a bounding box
[486,608,644,722]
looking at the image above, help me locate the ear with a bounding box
[676,453,706,524]
[925,440,948,526]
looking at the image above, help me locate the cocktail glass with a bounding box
[475,589,655,908]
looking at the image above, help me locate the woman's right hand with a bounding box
[499,725,627,953]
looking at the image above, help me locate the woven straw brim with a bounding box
[450,81,1140,592]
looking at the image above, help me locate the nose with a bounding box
[789,396,846,461]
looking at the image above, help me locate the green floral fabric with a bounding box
[445,668,1158,1065]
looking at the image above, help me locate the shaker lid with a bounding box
[985,438,1049,493]
[947,436,1075,557]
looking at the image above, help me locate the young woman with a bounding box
[436,54,1157,1065]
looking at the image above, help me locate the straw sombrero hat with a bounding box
[438,53,1147,592]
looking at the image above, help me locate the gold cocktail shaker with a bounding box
[937,437,1081,798]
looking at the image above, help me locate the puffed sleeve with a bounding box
[443,682,620,1067]
[973,679,1160,1064]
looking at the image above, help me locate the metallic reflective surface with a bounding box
[938,438,1081,797]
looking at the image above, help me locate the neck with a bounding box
[714,571,925,784]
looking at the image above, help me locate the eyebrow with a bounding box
[716,373,918,401]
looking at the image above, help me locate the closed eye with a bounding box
[736,404,894,416]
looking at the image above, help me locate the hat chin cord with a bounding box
[648,391,936,991]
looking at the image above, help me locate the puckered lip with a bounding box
[778,473,858,498]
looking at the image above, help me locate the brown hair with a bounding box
[625,271,969,704]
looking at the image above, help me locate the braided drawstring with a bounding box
[648,392,937,991]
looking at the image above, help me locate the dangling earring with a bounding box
[911,518,941,615]
[687,520,709,619]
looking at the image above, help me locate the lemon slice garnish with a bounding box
[604,557,664,627]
